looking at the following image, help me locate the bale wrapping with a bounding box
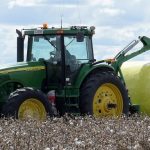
[121,61,150,115]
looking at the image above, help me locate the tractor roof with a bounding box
[23,25,95,36]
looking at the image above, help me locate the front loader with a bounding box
[0,24,149,119]
[112,36,150,115]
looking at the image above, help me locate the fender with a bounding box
[74,64,114,88]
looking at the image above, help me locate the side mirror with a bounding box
[17,37,24,62]
[16,29,24,62]
[76,32,84,42]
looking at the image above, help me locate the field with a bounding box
[0,115,150,150]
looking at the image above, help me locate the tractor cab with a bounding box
[17,25,95,87]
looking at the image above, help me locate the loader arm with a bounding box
[111,36,150,77]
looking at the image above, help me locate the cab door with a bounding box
[27,35,64,88]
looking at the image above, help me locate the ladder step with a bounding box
[65,104,79,108]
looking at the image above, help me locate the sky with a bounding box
[0,0,150,64]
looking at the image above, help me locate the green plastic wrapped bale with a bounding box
[122,61,150,115]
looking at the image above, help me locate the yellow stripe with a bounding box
[0,66,45,74]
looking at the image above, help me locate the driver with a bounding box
[49,40,61,62]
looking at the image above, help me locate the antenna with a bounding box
[61,14,63,29]
[76,0,82,25]
[59,0,64,28]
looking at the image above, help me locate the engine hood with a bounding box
[0,61,46,99]
[0,62,45,75]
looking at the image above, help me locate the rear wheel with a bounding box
[1,88,53,120]
[79,71,129,117]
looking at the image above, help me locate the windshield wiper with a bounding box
[44,36,59,51]
[65,38,75,47]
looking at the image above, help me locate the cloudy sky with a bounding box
[0,0,150,64]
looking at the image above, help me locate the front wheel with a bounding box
[79,71,129,117]
[1,88,53,120]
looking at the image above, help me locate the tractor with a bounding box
[0,24,150,119]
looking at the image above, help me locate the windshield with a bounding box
[64,36,93,63]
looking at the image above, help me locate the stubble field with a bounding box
[0,115,150,150]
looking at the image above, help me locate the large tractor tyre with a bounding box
[1,88,53,120]
[79,71,129,117]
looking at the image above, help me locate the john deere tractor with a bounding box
[0,24,150,119]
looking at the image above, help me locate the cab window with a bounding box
[27,35,61,62]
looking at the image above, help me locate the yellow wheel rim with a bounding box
[18,98,47,120]
[93,83,123,117]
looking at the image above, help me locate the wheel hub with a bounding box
[107,103,117,109]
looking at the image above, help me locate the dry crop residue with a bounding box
[0,115,150,150]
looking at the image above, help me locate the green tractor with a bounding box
[0,24,150,119]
